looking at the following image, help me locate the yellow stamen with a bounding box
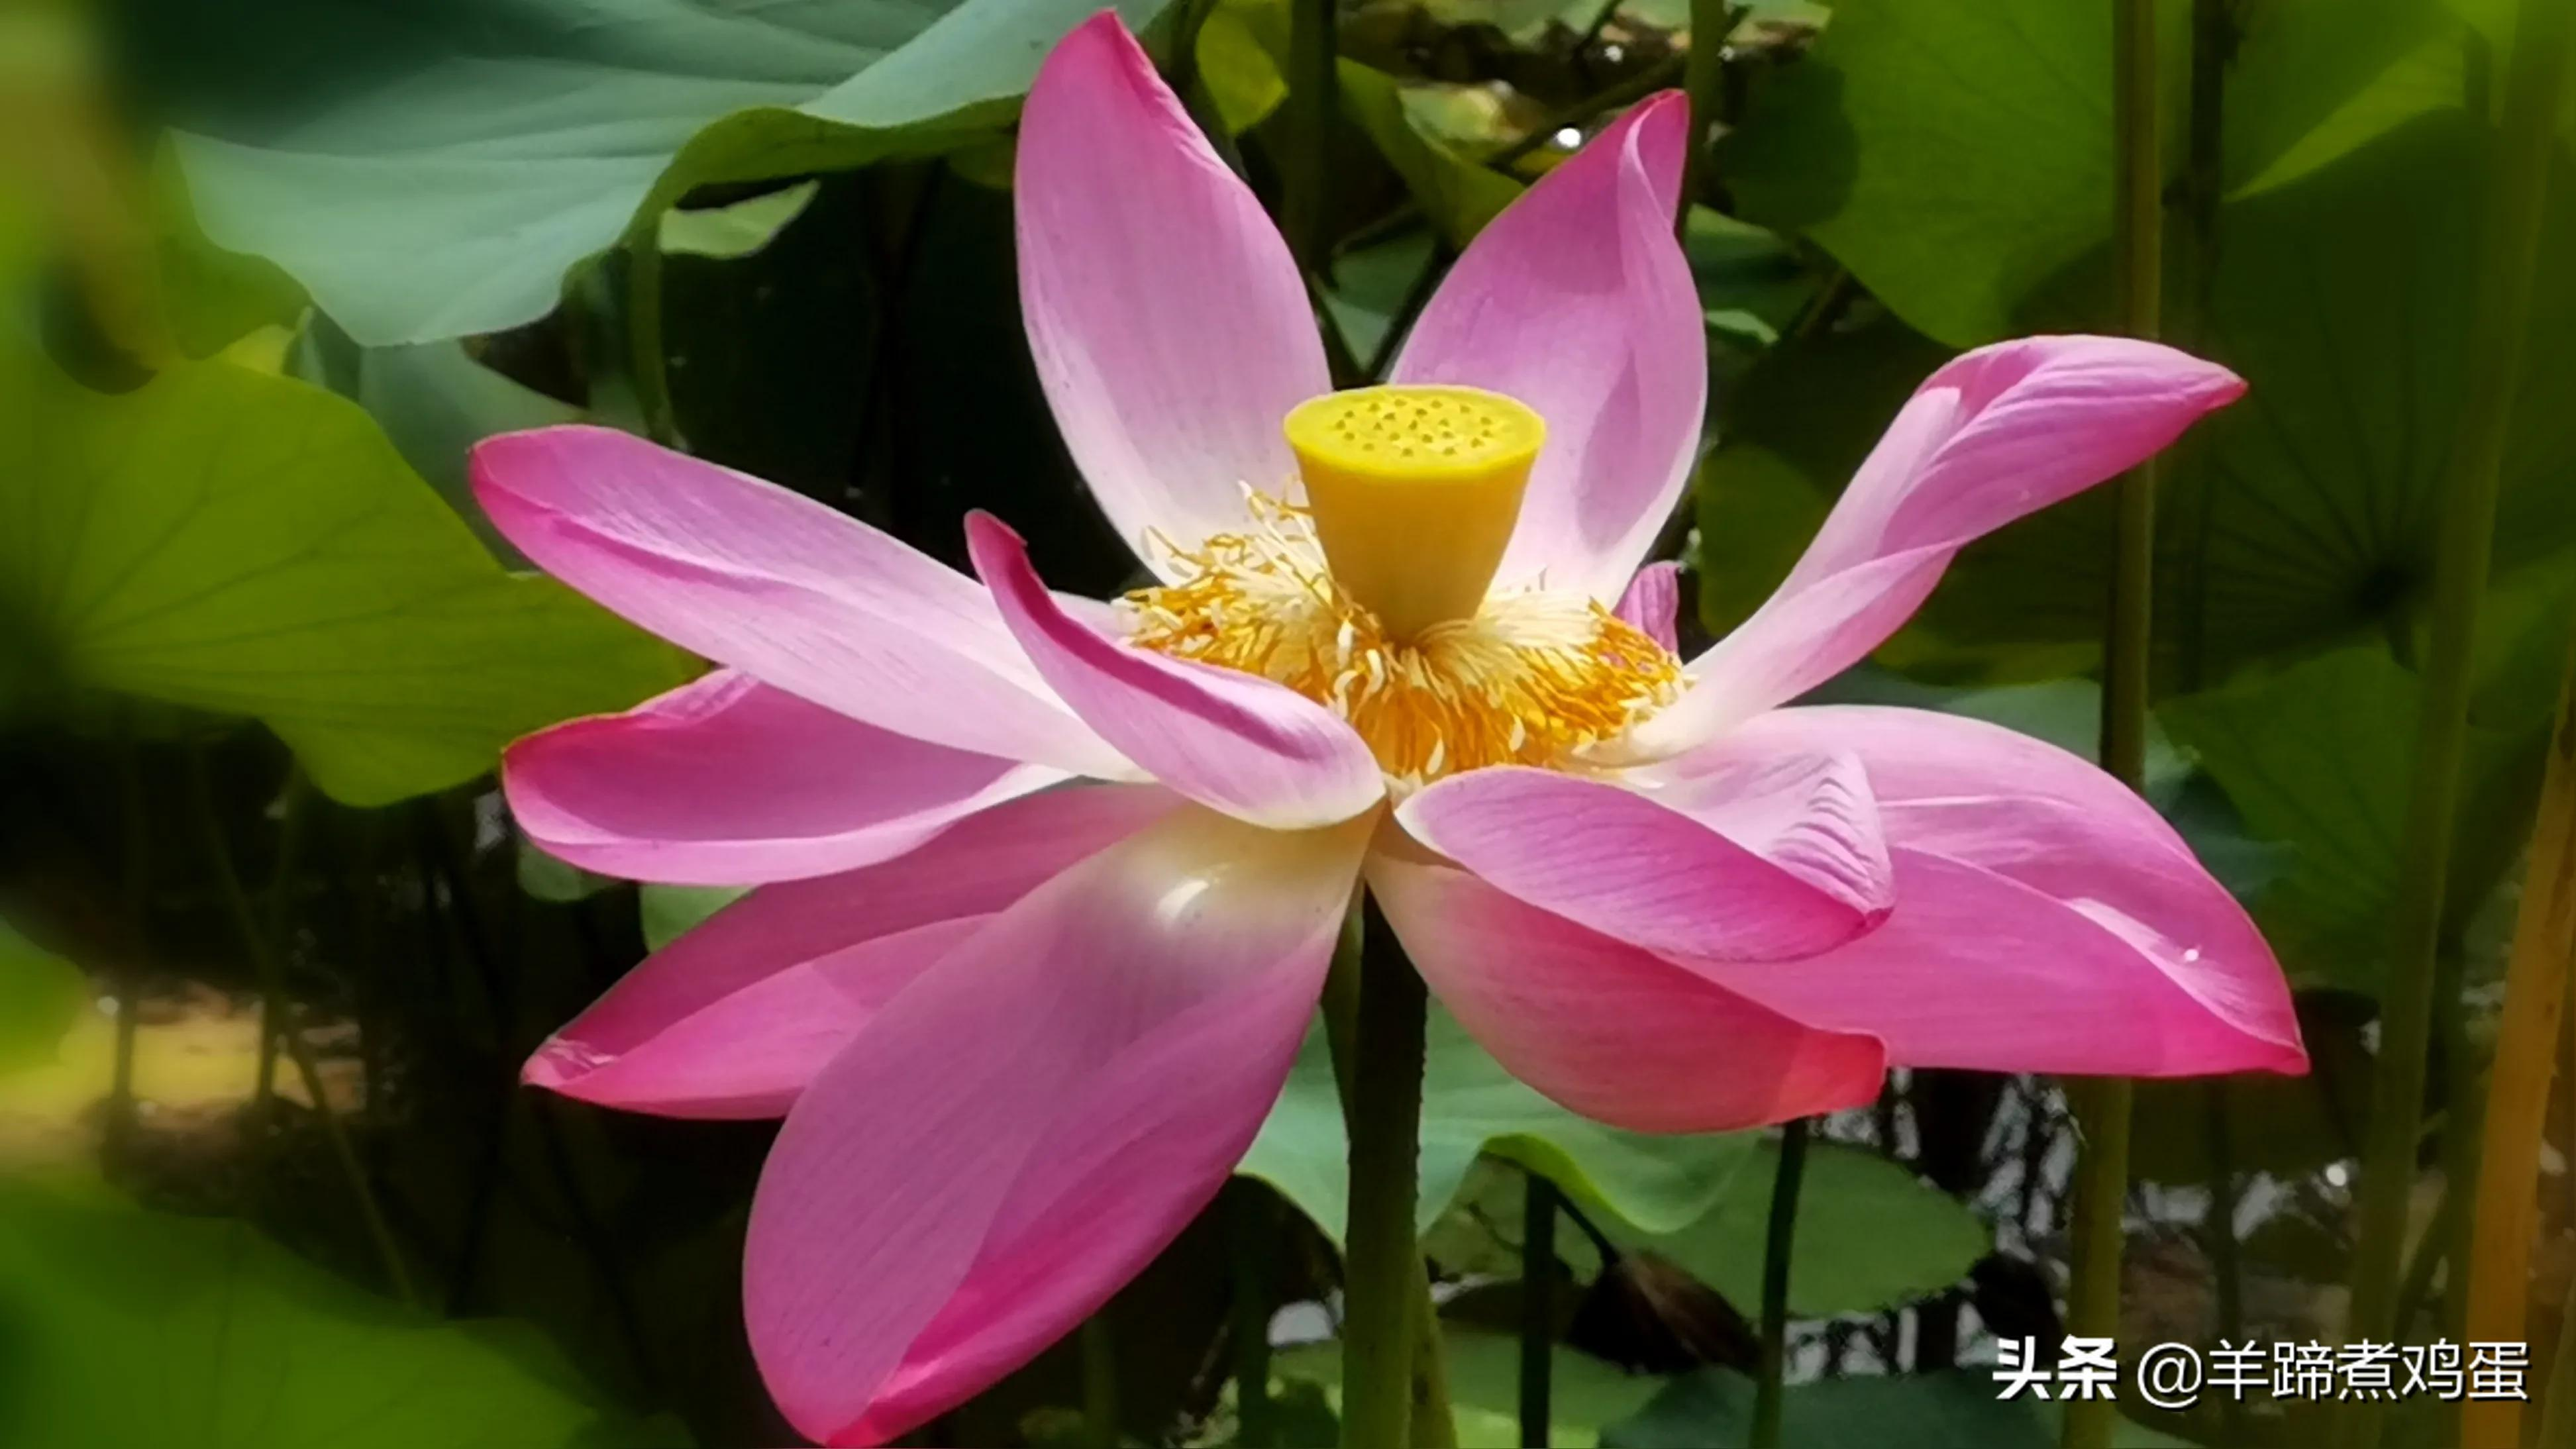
[1127,491,1681,787]
[1283,385,1544,640]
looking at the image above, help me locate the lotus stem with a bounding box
[1339,898,1443,1448]
[624,221,677,446]
[1284,0,1335,273]
[1082,1316,1118,1448]
[2460,632,2576,1449]
[105,721,146,1174]
[1519,1172,1557,1446]
[1232,1187,1280,1448]
[2206,1081,2247,1445]
[187,750,414,1306]
[1412,1289,1458,1449]
[2543,1266,2576,1445]
[1676,0,1738,224]
[2063,2,2160,1442]
[2340,3,2571,1444]
[1753,1119,1810,1449]
[250,771,309,1121]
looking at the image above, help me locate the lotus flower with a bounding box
[476,13,2306,1443]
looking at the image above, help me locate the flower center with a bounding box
[1282,384,1544,640]
[1123,385,1681,787]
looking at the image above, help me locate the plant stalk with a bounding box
[2206,1081,2247,1445]
[105,725,146,1174]
[1284,0,1336,273]
[1231,1187,1279,1449]
[2063,3,2160,1444]
[250,772,309,1121]
[1676,0,1735,223]
[2544,1263,2576,1447]
[187,752,413,1305]
[2461,631,2576,1449]
[416,804,657,1383]
[2434,950,2481,1339]
[1519,1172,1557,1447]
[2392,1167,2460,1339]
[2340,5,2572,1445]
[1082,1316,1119,1449]
[624,224,677,446]
[1753,1120,1810,1449]
[1339,898,1444,1449]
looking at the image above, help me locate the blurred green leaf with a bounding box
[1196,0,1290,133]
[1602,1368,2193,1448]
[658,183,821,260]
[1321,228,1441,368]
[1705,116,2576,685]
[1339,63,1521,249]
[1419,1156,1579,1278]
[1721,0,2183,346]
[321,339,587,566]
[0,924,84,1075]
[2132,115,2576,675]
[1276,1328,1664,1448]
[2161,633,2559,995]
[639,885,748,952]
[151,153,307,359]
[2226,0,2467,198]
[1680,207,1815,354]
[1415,0,1603,45]
[0,1179,686,1448]
[516,839,616,904]
[1623,1140,1987,1319]
[1605,1369,2039,1449]
[1691,309,1955,653]
[150,0,1172,345]
[0,354,688,805]
[1239,1005,1757,1246]
[1722,0,2468,346]
[1423,1136,1984,1319]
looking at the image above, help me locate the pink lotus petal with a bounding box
[1664,706,2306,1075]
[1017,14,1331,572]
[1394,756,1890,962]
[745,807,1370,1444]
[1370,850,1886,1132]
[1613,560,1682,652]
[1393,93,1704,603]
[473,425,1130,777]
[967,513,1384,830]
[1622,337,2245,756]
[521,784,1182,1118]
[505,670,1064,886]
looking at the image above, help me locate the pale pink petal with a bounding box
[1394,755,1889,962]
[1659,706,2306,1075]
[967,513,1383,829]
[1620,337,2245,756]
[473,425,1129,777]
[521,785,1181,1117]
[1017,13,1331,572]
[1613,560,1682,652]
[1393,93,1704,603]
[745,808,1370,1445]
[504,670,1064,886]
[1369,850,1885,1132]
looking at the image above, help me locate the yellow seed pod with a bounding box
[1283,385,1545,639]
